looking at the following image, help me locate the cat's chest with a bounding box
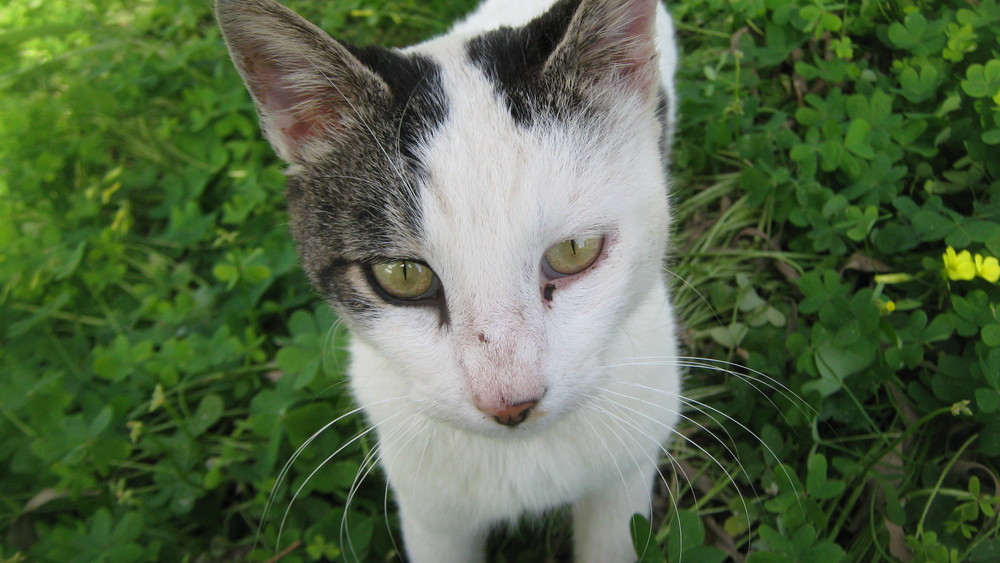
[375,409,644,521]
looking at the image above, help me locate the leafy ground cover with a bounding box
[1,0,998,561]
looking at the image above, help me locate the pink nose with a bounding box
[476,398,539,427]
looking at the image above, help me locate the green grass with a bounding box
[1,0,999,561]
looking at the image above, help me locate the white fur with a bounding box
[345,1,683,561]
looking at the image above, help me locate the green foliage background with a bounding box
[1,0,998,561]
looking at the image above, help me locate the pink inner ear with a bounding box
[582,0,658,96]
[274,110,321,143]
[250,56,342,152]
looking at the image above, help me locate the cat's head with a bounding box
[218,0,673,434]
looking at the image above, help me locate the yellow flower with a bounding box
[876,299,897,315]
[943,247,976,281]
[975,254,1000,283]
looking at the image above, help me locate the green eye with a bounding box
[371,261,437,300]
[543,236,604,276]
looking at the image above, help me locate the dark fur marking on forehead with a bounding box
[344,46,449,161]
[464,0,583,126]
[285,47,449,317]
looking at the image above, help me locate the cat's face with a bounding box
[218,0,671,435]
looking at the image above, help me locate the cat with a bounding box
[216,0,681,561]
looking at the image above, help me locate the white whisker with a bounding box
[606,376,808,526]
[275,407,409,552]
[581,412,632,507]
[341,413,426,562]
[663,267,724,328]
[256,396,401,553]
[580,398,682,560]
[384,421,434,561]
[677,356,810,406]
[605,355,816,422]
[601,385,744,474]
[591,392,754,559]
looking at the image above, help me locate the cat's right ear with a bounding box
[216,0,388,163]
[552,0,660,102]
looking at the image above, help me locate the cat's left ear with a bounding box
[549,0,659,102]
[216,0,390,164]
